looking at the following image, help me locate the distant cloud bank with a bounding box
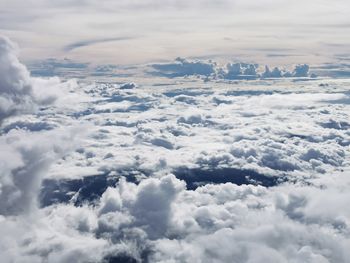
[150,58,316,80]
[26,56,350,81]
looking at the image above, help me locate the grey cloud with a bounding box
[28,58,89,77]
[224,62,259,80]
[0,130,75,216]
[262,65,283,78]
[149,58,315,80]
[63,37,136,52]
[150,57,216,78]
[293,64,310,77]
[311,62,350,78]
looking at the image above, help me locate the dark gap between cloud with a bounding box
[40,170,145,207]
[173,167,286,190]
[40,167,287,208]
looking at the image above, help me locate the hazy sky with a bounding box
[1,0,349,65]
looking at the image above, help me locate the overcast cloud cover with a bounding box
[0,0,349,65]
[0,33,349,262]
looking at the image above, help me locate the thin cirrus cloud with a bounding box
[63,36,137,52]
[0,0,349,64]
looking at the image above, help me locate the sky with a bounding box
[0,0,350,65]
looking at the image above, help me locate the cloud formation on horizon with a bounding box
[151,58,314,80]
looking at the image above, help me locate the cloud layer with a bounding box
[1,0,349,64]
[1,36,350,262]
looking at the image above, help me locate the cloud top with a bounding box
[150,58,313,80]
[0,36,35,121]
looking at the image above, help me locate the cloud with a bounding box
[0,36,36,122]
[16,77,348,261]
[0,35,83,123]
[1,35,350,263]
[262,66,283,78]
[29,58,89,77]
[28,58,136,79]
[224,62,259,80]
[0,36,87,216]
[262,64,313,78]
[63,37,136,52]
[149,58,315,80]
[311,62,350,78]
[293,64,310,77]
[4,171,350,262]
[2,0,350,65]
[150,57,216,78]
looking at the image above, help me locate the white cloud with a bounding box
[0,36,350,262]
[0,35,85,123]
[0,36,35,121]
[0,128,80,216]
[3,171,349,262]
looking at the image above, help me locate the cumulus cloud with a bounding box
[21,77,348,262]
[224,62,259,80]
[0,36,36,121]
[4,171,350,262]
[149,58,315,80]
[292,64,310,77]
[0,36,78,123]
[0,128,80,216]
[262,65,283,78]
[0,36,93,261]
[150,57,216,78]
[1,35,350,263]
[0,35,90,127]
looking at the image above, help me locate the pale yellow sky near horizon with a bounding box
[0,0,349,66]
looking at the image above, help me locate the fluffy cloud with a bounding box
[1,36,350,262]
[262,65,284,78]
[25,77,348,262]
[224,62,259,80]
[0,36,74,215]
[0,36,36,122]
[0,36,81,123]
[150,57,216,78]
[0,37,94,261]
[149,58,314,80]
[0,128,80,216]
[4,171,349,262]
